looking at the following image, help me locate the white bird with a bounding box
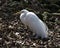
[15,9,49,40]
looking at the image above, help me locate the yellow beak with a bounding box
[13,11,21,15]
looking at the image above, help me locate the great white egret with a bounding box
[14,9,49,40]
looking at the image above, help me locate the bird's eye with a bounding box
[21,11,24,13]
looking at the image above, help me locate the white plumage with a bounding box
[20,9,48,39]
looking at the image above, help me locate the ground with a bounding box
[0,0,60,48]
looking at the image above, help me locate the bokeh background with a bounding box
[0,0,60,48]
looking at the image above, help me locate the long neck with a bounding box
[20,10,29,20]
[20,12,27,25]
[21,13,26,18]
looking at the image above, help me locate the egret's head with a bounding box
[20,9,29,14]
[13,9,29,15]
